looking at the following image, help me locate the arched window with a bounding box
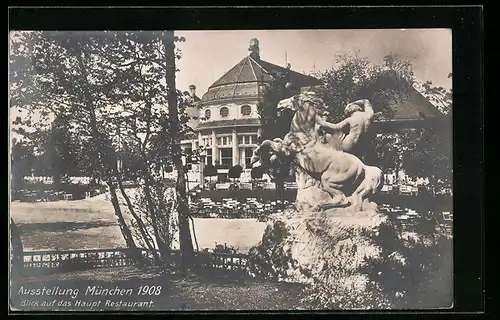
[220,107,229,118]
[204,109,211,120]
[241,105,251,116]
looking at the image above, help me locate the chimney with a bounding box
[189,85,196,98]
[248,38,260,61]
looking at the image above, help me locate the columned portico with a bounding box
[184,38,321,175]
[232,129,239,167]
[211,130,218,164]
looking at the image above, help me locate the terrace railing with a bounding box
[20,247,256,278]
[22,248,155,275]
[197,251,249,272]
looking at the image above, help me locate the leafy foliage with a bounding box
[10,31,195,263]
[313,52,414,123]
[256,73,294,141]
[228,165,243,180]
[247,221,300,281]
[313,52,452,184]
[421,79,452,114]
[358,216,452,309]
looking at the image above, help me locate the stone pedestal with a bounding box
[247,207,409,309]
[295,183,333,212]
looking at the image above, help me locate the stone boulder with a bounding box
[247,207,449,309]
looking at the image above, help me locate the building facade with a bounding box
[176,38,446,185]
[180,38,321,179]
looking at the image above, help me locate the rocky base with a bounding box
[247,206,449,309]
[295,184,333,211]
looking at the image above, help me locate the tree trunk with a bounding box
[115,178,162,264]
[75,51,137,250]
[10,218,24,282]
[162,32,195,272]
[107,182,137,249]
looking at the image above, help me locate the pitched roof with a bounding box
[375,70,443,121]
[200,56,322,106]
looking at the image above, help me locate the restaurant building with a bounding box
[180,38,321,178]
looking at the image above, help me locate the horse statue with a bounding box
[251,92,383,211]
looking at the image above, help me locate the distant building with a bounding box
[176,38,446,185]
[180,38,321,177]
[370,63,448,132]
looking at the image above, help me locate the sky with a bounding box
[10,29,452,145]
[174,29,453,97]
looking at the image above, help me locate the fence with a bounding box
[197,251,249,273]
[21,247,254,277]
[22,248,156,275]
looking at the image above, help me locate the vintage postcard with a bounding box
[9,29,453,311]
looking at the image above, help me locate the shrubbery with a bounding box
[247,211,452,310]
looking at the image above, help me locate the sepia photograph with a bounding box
[10,29,453,311]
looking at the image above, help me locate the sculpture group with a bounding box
[251,92,383,211]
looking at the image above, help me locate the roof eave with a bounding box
[199,96,261,107]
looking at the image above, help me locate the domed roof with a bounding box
[200,39,322,106]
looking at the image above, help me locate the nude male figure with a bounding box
[316,99,378,153]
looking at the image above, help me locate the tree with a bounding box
[46,113,78,188]
[313,52,414,165]
[400,117,452,187]
[257,71,293,140]
[11,139,35,196]
[391,76,453,188]
[228,165,243,183]
[421,78,452,115]
[11,31,201,267]
[160,31,195,270]
[251,166,265,180]
[314,52,414,124]
[10,31,140,250]
[256,69,294,199]
[203,164,218,189]
[10,218,24,282]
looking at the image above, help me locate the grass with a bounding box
[9,195,301,311]
[11,266,305,311]
[10,194,267,252]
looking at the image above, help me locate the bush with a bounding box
[301,217,452,309]
[247,211,452,310]
[247,221,303,281]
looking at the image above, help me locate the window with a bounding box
[206,149,213,165]
[204,109,211,120]
[203,137,212,146]
[220,148,233,167]
[217,136,232,146]
[237,134,258,145]
[249,134,257,145]
[241,105,251,116]
[220,107,229,118]
[244,148,254,169]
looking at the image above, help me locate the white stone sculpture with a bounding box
[251,92,383,211]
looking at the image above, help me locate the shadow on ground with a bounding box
[18,221,117,236]
[10,266,305,311]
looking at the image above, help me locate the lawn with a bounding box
[10,193,267,252]
[10,193,304,311]
[10,266,305,311]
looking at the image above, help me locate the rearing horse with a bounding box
[252,93,382,210]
